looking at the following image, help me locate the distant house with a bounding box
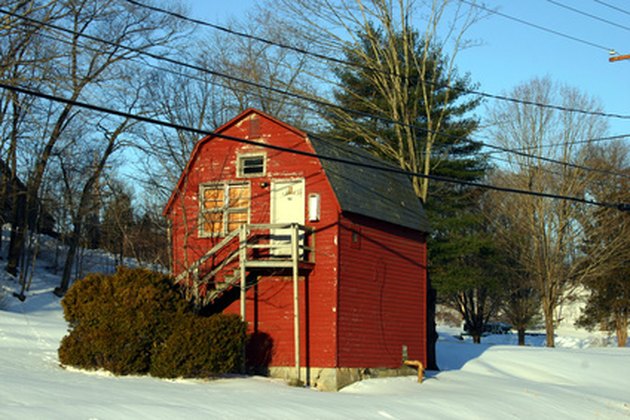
[163,109,429,390]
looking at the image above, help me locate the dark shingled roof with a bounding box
[308,136,430,233]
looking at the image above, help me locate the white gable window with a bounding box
[237,153,266,177]
[199,182,250,237]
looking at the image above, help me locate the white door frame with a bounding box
[270,178,305,256]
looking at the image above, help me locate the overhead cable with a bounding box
[547,0,630,32]
[458,0,615,52]
[3,8,628,180]
[495,133,630,153]
[594,0,630,16]
[1,81,627,212]
[122,0,630,121]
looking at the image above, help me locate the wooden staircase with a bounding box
[174,223,315,308]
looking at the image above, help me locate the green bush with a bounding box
[59,267,188,375]
[58,267,248,378]
[150,313,247,378]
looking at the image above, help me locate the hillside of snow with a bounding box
[0,235,629,419]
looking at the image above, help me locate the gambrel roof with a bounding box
[309,135,430,233]
[164,108,429,233]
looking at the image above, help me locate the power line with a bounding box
[547,0,630,32]
[3,7,628,180]
[91,33,630,178]
[138,53,630,178]
[480,139,630,180]
[123,0,630,121]
[496,133,630,153]
[1,81,626,211]
[593,0,630,17]
[458,0,616,53]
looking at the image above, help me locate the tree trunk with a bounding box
[55,225,80,297]
[616,314,628,348]
[6,187,25,276]
[543,306,555,347]
[472,334,481,344]
[426,281,439,370]
[517,328,526,346]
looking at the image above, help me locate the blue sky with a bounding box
[186,0,630,136]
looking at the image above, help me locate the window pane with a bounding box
[202,212,223,235]
[229,185,250,209]
[203,187,224,209]
[227,211,248,232]
[240,156,264,176]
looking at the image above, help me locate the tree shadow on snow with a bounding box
[431,333,492,372]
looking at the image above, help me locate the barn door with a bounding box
[270,179,305,256]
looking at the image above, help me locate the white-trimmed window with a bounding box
[199,182,250,237]
[237,153,266,177]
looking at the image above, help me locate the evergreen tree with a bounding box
[577,262,629,347]
[577,143,629,347]
[327,27,482,196]
[325,28,492,348]
[428,188,503,343]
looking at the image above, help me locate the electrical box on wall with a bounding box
[308,193,320,222]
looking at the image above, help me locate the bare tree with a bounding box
[210,10,315,126]
[135,62,227,204]
[486,77,609,347]
[54,114,135,296]
[272,0,483,201]
[99,179,136,266]
[0,0,60,261]
[135,8,316,207]
[576,142,629,347]
[3,0,181,282]
[483,186,542,345]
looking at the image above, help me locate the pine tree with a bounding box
[327,27,482,197]
[577,143,629,347]
[324,27,491,349]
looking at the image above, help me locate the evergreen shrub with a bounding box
[150,313,247,378]
[58,267,246,378]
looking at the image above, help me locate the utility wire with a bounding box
[594,0,630,17]
[491,133,630,153]
[547,0,630,32]
[123,0,630,121]
[4,7,629,180]
[118,46,630,173]
[458,0,616,52]
[1,81,627,211]
[481,140,630,179]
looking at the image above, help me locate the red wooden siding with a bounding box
[337,213,427,368]
[166,110,341,368]
[166,109,429,373]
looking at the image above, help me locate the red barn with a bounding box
[163,109,430,390]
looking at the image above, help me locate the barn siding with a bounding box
[167,111,340,369]
[337,213,427,368]
[166,109,429,376]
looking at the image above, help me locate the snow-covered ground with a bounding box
[0,235,629,419]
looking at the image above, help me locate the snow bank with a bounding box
[1,288,629,419]
[0,235,628,419]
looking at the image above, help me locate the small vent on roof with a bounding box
[249,115,260,138]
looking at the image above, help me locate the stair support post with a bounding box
[291,223,300,383]
[239,225,247,321]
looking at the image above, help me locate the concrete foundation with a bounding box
[267,365,418,391]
